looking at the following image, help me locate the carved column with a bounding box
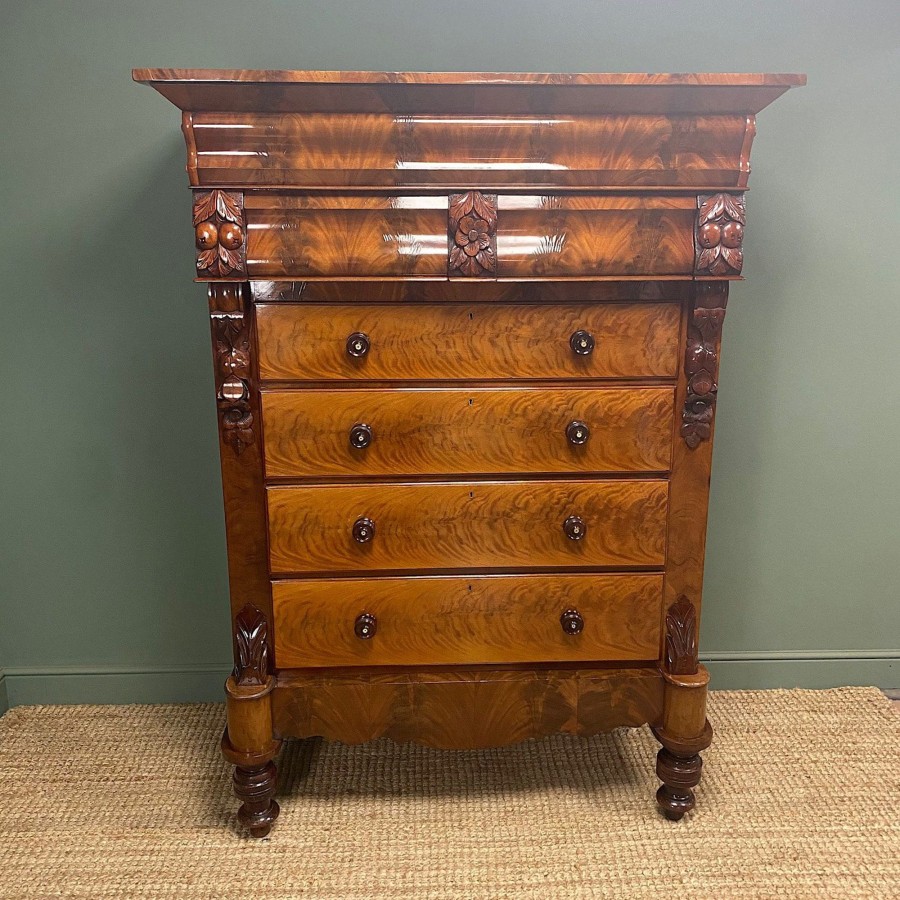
[221,604,281,838]
[652,596,713,821]
[206,283,279,837]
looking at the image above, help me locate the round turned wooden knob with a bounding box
[346,332,370,358]
[349,422,373,449]
[566,420,590,445]
[563,515,587,541]
[352,517,376,544]
[354,612,377,640]
[560,608,584,635]
[569,330,595,356]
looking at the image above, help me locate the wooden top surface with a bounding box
[133,70,805,114]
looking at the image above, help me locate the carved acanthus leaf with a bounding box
[665,596,699,676]
[233,604,270,687]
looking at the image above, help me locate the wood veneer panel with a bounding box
[272,573,662,667]
[244,194,696,279]
[262,387,674,477]
[266,479,668,573]
[256,302,681,381]
[188,112,751,189]
[271,666,665,748]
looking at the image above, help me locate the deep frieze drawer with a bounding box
[262,387,675,477]
[243,193,699,279]
[256,301,682,381]
[266,479,668,574]
[272,574,663,667]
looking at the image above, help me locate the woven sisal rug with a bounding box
[0,687,897,898]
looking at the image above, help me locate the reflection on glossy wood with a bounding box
[256,302,681,381]
[244,193,697,280]
[267,479,668,573]
[272,665,664,749]
[273,574,662,667]
[262,387,674,477]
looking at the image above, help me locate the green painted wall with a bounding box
[2,0,898,709]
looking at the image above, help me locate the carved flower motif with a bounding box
[449,191,497,276]
[696,193,746,275]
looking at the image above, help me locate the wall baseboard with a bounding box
[0,653,895,709]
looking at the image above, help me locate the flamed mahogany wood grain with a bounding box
[267,479,668,573]
[256,302,681,381]
[272,574,662,668]
[271,665,665,748]
[244,194,696,280]
[262,387,674,477]
[136,69,803,833]
[184,112,754,189]
[257,301,680,381]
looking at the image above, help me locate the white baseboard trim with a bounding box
[0,654,896,709]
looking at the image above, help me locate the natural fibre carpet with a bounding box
[0,689,898,899]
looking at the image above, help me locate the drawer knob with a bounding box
[563,515,587,541]
[354,612,377,640]
[566,420,590,445]
[352,516,376,543]
[349,422,373,449]
[346,332,370,358]
[560,608,584,635]
[570,330,595,356]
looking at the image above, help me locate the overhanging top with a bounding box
[132,69,806,115]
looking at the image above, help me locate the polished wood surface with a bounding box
[262,387,674,478]
[256,301,681,381]
[267,479,668,574]
[272,666,664,749]
[272,574,662,667]
[137,69,803,834]
[243,193,698,280]
[182,111,756,189]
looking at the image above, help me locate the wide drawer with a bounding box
[272,574,663,667]
[267,479,668,573]
[262,387,674,478]
[255,302,681,381]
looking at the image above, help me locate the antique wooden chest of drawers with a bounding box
[135,70,804,836]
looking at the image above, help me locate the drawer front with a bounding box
[273,574,663,667]
[256,302,681,381]
[263,387,674,478]
[267,480,668,573]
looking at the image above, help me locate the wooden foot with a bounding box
[655,746,703,820]
[234,760,280,838]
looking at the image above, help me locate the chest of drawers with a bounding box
[135,69,803,836]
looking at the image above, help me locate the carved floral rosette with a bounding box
[695,193,745,276]
[448,191,498,277]
[193,189,247,278]
[212,310,254,454]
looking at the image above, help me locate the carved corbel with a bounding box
[694,192,745,276]
[448,191,497,276]
[194,189,247,278]
[681,282,728,448]
[210,302,254,455]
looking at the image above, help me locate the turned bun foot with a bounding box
[234,760,280,838]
